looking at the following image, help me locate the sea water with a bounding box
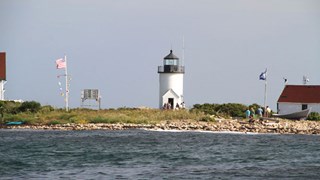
[0,129,319,179]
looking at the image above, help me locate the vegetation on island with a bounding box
[0,101,207,125]
[190,103,261,118]
[0,101,319,125]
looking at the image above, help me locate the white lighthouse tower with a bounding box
[158,50,185,109]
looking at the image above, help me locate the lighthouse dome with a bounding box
[164,50,179,59]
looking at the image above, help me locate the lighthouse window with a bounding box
[165,59,178,65]
[165,60,172,65]
[173,60,178,65]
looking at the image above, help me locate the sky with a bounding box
[0,0,319,110]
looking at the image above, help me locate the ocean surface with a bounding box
[0,129,320,179]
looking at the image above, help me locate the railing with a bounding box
[158,65,185,73]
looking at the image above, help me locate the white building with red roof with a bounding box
[277,85,320,114]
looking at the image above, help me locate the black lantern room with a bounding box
[158,50,185,73]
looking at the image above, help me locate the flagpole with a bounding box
[65,55,69,112]
[259,68,267,117]
[264,79,267,117]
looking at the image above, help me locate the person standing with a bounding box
[175,103,180,110]
[257,107,263,117]
[266,106,271,117]
[163,103,168,110]
[250,107,255,118]
[245,109,251,119]
[181,102,185,109]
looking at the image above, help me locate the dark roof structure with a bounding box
[164,50,179,59]
[278,85,320,103]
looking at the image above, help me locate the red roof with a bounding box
[278,85,320,103]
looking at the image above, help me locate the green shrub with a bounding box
[216,103,247,117]
[0,101,21,114]
[307,112,320,121]
[19,101,41,113]
[191,103,218,115]
[89,116,117,124]
[40,105,54,113]
[199,116,215,122]
[190,103,261,118]
[47,120,61,125]
[59,113,76,121]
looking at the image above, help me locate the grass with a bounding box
[1,108,210,125]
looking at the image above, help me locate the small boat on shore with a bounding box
[6,121,24,125]
[272,108,311,120]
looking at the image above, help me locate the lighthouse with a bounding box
[158,50,185,109]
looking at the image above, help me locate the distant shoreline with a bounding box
[2,119,320,135]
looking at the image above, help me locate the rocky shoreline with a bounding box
[1,119,320,135]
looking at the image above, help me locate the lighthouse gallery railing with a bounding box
[158,65,185,73]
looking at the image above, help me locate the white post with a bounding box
[0,80,5,101]
[65,55,69,112]
[264,80,267,117]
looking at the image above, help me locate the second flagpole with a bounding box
[263,69,267,117]
[65,55,69,112]
[264,79,267,117]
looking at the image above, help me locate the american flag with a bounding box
[56,58,66,69]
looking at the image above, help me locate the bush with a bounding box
[190,103,262,118]
[199,115,215,122]
[191,103,218,115]
[40,105,54,113]
[89,116,117,124]
[0,101,21,114]
[47,120,61,125]
[216,103,247,117]
[59,113,77,121]
[19,101,41,113]
[307,112,320,121]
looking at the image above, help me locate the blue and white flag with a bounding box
[259,69,267,80]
